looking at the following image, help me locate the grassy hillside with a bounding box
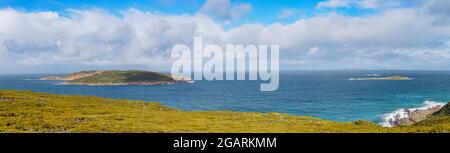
[0,90,448,133]
[67,70,175,84]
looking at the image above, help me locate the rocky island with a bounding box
[350,75,412,81]
[41,70,192,86]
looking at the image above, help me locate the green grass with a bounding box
[68,70,174,84]
[0,90,449,133]
[383,76,411,80]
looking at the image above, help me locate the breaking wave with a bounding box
[379,101,445,127]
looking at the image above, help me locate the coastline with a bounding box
[60,81,183,86]
[0,89,448,133]
[380,101,446,127]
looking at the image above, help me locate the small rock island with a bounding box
[41,70,192,85]
[350,76,412,81]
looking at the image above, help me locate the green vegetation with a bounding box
[354,76,412,80]
[67,70,175,84]
[382,76,413,80]
[40,70,105,81]
[0,90,449,133]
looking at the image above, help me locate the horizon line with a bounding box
[2,69,450,75]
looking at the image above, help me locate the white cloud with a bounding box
[357,0,378,9]
[277,8,301,19]
[0,8,224,72]
[316,0,406,9]
[308,47,320,55]
[317,0,354,9]
[198,0,252,24]
[0,0,450,73]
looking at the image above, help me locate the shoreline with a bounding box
[380,101,446,127]
[0,89,449,132]
[60,81,183,86]
[9,78,448,128]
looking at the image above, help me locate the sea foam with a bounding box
[379,101,445,127]
[22,79,41,80]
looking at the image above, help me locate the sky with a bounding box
[0,0,450,74]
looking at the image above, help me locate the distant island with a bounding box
[350,75,412,81]
[41,70,192,85]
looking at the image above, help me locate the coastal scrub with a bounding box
[0,90,448,133]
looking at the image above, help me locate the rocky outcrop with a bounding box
[433,103,450,116]
[383,104,445,127]
[393,105,443,126]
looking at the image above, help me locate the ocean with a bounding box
[1,70,450,126]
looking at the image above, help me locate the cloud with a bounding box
[357,0,379,9]
[0,8,224,72]
[0,0,450,73]
[316,0,406,9]
[308,47,320,55]
[419,0,450,14]
[222,2,450,69]
[198,0,252,24]
[316,0,354,9]
[277,8,301,19]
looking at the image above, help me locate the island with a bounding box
[41,70,192,85]
[0,90,448,133]
[349,75,412,81]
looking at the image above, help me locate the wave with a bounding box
[348,78,361,81]
[22,79,41,80]
[366,74,381,77]
[379,101,446,127]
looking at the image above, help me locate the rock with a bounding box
[433,103,450,116]
[391,105,443,126]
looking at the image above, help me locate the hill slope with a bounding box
[0,90,448,133]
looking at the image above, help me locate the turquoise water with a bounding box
[1,70,450,123]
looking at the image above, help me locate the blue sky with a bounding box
[0,0,449,73]
[0,0,391,24]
